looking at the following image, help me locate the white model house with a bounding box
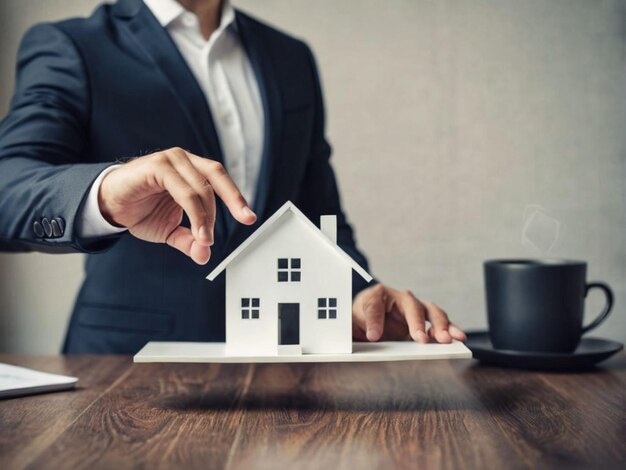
[207,201,373,356]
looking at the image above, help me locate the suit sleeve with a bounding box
[296,43,376,296]
[0,23,119,253]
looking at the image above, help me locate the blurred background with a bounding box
[0,0,624,353]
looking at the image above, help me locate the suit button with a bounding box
[51,219,62,237]
[42,218,53,237]
[54,217,65,235]
[33,221,45,238]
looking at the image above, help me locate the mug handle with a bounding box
[582,282,614,334]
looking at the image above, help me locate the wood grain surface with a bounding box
[1,354,624,469]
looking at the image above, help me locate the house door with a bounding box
[278,303,300,345]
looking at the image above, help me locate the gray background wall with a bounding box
[0,0,624,353]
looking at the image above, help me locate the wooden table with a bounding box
[1,354,624,469]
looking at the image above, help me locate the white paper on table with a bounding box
[0,363,78,399]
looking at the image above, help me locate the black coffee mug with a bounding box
[484,259,613,353]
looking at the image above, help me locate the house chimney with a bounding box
[320,215,337,244]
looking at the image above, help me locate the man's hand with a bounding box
[352,284,466,343]
[98,147,256,264]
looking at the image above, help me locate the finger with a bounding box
[362,285,387,342]
[166,226,211,265]
[449,323,467,342]
[351,293,375,339]
[428,326,436,340]
[399,292,429,343]
[165,149,216,245]
[160,169,209,245]
[188,154,256,225]
[351,294,367,332]
[423,301,452,343]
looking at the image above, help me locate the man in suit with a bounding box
[0,0,466,353]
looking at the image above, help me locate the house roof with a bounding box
[207,201,373,282]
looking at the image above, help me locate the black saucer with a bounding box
[466,331,623,371]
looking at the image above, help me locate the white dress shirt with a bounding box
[77,0,264,238]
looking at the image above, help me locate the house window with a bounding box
[241,298,260,319]
[317,298,337,319]
[277,258,301,282]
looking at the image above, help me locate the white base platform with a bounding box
[134,341,472,363]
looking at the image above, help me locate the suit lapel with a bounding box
[113,0,229,237]
[113,2,282,245]
[231,12,282,241]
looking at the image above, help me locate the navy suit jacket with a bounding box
[0,0,372,353]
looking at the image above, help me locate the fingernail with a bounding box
[242,206,256,220]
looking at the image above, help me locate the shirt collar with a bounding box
[143,0,235,30]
